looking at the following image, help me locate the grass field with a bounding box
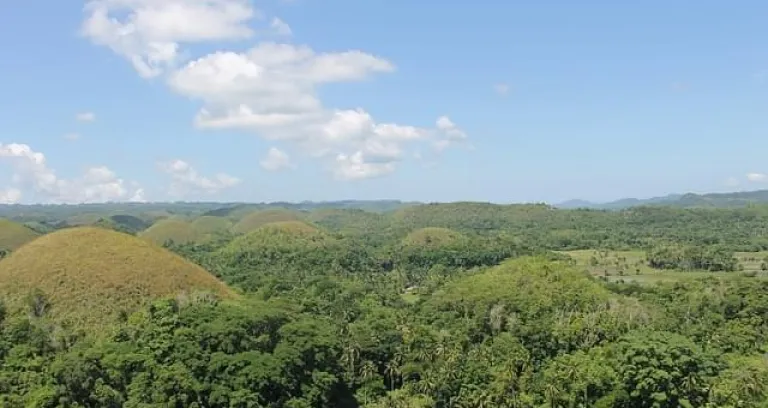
[561,249,768,285]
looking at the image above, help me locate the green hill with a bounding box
[401,227,466,248]
[231,209,305,234]
[0,218,40,251]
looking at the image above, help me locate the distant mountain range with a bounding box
[555,190,768,210]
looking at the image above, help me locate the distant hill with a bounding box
[555,190,768,210]
[0,200,417,224]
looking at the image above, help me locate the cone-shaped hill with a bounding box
[425,257,653,340]
[215,221,338,291]
[401,227,466,248]
[224,221,325,251]
[231,209,305,234]
[139,218,195,245]
[0,218,40,251]
[0,227,235,329]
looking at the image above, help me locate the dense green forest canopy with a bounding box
[3,200,768,406]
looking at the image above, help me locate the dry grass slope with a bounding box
[232,209,304,234]
[190,216,232,234]
[0,227,235,329]
[139,219,195,245]
[0,218,40,251]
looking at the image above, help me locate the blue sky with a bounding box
[1,1,767,204]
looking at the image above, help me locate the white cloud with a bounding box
[433,115,468,151]
[159,159,240,197]
[270,17,292,36]
[81,0,260,78]
[493,83,509,96]
[64,133,81,141]
[168,43,466,178]
[260,147,293,171]
[747,173,768,182]
[76,112,96,122]
[0,143,143,204]
[83,1,469,180]
[725,177,740,188]
[0,188,22,204]
[334,152,395,180]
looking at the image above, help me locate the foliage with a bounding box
[231,209,306,234]
[3,201,768,406]
[648,244,738,272]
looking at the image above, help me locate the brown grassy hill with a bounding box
[138,219,195,245]
[401,227,466,248]
[0,227,236,329]
[231,209,304,234]
[0,218,40,251]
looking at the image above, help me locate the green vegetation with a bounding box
[231,209,306,234]
[0,218,40,251]
[4,201,768,406]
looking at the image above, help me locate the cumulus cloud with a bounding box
[0,143,144,203]
[0,188,22,204]
[82,0,469,180]
[63,133,81,141]
[81,0,259,78]
[747,173,768,182]
[159,159,240,197]
[168,43,466,178]
[270,17,292,36]
[260,147,293,171]
[76,112,96,122]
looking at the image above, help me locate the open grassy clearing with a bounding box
[735,251,768,271]
[561,249,768,284]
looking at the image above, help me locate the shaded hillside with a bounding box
[0,218,40,251]
[93,214,151,234]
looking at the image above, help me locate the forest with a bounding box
[2,201,768,407]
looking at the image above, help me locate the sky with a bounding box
[1,1,768,205]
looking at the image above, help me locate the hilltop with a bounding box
[0,227,235,329]
[231,209,306,234]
